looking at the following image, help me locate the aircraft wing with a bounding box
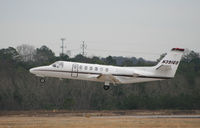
[88,73,143,84]
[88,74,122,84]
[97,74,122,83]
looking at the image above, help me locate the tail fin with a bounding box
[154,48,184,78]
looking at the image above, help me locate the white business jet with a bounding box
[30,48,184,90]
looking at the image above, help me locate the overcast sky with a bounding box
[0,0,199,60]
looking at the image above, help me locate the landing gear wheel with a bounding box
[40,78,46,83]
[103,85,110,90]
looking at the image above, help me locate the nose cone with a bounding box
[29,66,49,76]
[29,68,36,74]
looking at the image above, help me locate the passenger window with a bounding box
[84,66,88,70]
[90,66,93,70]
[105,68,109,72]
[79,65,82,70]
[100,67,103,71]
[95,67,98,71]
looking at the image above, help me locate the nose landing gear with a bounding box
[40,78,46,83]
[39,77,46,87]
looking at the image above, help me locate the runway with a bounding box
[97,115,200,119]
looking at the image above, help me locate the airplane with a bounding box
[29,48,184,90]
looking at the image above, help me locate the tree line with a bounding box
[0,44,199,110]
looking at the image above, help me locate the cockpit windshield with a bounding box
[51,61,64,68]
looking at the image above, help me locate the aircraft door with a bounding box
[71,64,78,77]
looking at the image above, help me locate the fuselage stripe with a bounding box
[34,69,172,80]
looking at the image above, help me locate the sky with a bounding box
[0,0,199,60]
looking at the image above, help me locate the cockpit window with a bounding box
[51,61,64,68]
[52,64,56,67]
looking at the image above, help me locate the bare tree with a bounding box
[16,44,35,62]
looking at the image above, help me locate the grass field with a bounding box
[0,110,200,128]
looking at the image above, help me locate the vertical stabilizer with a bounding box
[155,48,184,78]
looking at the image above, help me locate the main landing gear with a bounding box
[103,85,110,90]
[103,81,110,90]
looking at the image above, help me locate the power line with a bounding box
[86,48,161,55]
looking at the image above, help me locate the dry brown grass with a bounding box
[0,116,200,128]
[0,110,200,128]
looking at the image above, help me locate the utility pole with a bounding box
[60,38,65,56]
[80,41,87,56]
